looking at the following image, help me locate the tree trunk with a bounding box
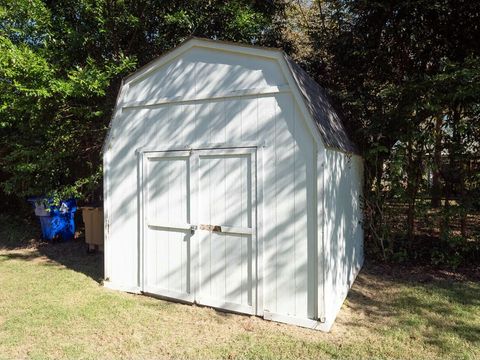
[459,181,467,237]
[406,140,416,243]
[447,105,467,238]
[405,136,424,245]
[431,116,442,208]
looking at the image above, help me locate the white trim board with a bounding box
[263,311,330,332]
[104,281,141,294]
[122,86,290,109]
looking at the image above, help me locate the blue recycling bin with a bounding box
[28,198,77,241]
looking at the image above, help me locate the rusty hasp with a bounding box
[199,224,222,232]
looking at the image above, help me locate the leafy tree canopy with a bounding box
[280,0,480,265]
[0,0,279,204]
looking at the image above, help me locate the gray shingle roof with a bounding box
[283,54,359,154]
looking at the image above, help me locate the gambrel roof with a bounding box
[283,54,358,154]
[107,37,358,155]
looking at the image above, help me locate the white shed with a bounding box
[103,37,364,331]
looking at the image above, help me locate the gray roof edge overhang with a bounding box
[282,54,359,155]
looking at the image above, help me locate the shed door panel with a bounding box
[143,152,193,302]
[196,152,255,314]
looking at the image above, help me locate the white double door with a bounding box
[142,148,256,315]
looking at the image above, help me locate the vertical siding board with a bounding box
[210,100,226,144]
[225,99,243,143]
[204,159,212,298]
[316,145,326,321]
[169,160,183,293]
[241,98,258,142]
[145,160,151,287]
[293,105,310,319]
[152,162,158,289]
[242,156,248,305]
[274,93,296,316]
[149,161,155,288]
[212,157,226,300]
[222,158,228,303]
[183,104,196,145]
[166,160,172,291]
[225,157,245,304]
[168,105,180,144]
[221,157,228,302]
[141,109,155,149]
[195,102,211,143]
[259,96,277,313]
[324,151,334,317]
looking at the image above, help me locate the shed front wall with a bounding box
[105,48,320,322]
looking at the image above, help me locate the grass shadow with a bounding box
[36,239,104,282]
[0,214,103,283]
[343,262,480,352]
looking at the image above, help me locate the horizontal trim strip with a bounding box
[263,311,329,331]
[143,288,194,304]
[196,296,254,315]
[123,85,290,109]
[198,224,252,235]
[147,222,192,231]
[104,281,141,294]
[146,151,191,160]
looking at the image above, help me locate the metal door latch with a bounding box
[199,224,222,232]
[190,225,197,235]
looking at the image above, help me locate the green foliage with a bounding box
[0,0,277,205]
[279,0,480,265]
[0,0,139,203]
[0,0,51,45]
[1,0,477,266]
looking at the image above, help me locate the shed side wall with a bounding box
[322,150,364,330]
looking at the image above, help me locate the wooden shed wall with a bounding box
[322,150,364,329]
[104,47,320,321]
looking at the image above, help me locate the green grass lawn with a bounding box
[0,215,479,359]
